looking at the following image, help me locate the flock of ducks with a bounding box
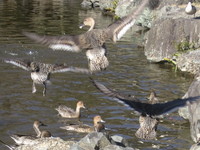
[1,0,200,149]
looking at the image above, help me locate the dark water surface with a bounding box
[0,0,195,149]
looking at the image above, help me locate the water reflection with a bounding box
[0,0,195,150]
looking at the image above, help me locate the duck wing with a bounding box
[108,0,159,42]
[23,32,81,52]
[51,64,91,74]
[4,59,31,71]
[56,105,75,114]
[107,0,149,42]
[92,80,200,117]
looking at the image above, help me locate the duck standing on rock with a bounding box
[4,59,91,96]
[185,2,197,17]
[10,121,50,145]
[23,0,159,72]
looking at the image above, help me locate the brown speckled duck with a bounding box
[23,0,159,72]
[4,59,90,96]
[135,91,159,139]
[60,115,105,133]
[55,101,85,118]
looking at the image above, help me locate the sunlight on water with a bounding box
[0,0,195,149]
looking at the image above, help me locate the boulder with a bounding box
[70,132,134,150]
[178,74,200,143]
[144,18,200,63]
[177,50,200,74]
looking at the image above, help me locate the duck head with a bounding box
[79,17,95,31]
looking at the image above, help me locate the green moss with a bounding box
[175,41,195,52]
[104,0,119,13]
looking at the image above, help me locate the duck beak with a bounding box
[41,123,47,126]
[79,24,85,29]
[100,119,105,123]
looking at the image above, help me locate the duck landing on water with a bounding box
[185,2,197,17]
[4,59,91,96]
[23,0,159,72]
[91,79,200,139]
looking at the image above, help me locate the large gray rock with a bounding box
[177,50,200,74]
[179,74,200,143]
[144,18,200,62]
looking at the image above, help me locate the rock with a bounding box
[178,74,200,143]
[70,132,134,150]
[103,145,135,150]
[16,137,75,150]
[144,18,200,63]
[177,50,200,74]
[81,0,100,8]
[16,132,134,150]
[190,143,200,150]
[70,132,110,150]
[99,0,114,10]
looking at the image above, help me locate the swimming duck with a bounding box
[91,79,200,117]
[135,91,159,139]
[60,115,105,133]
[55,101,85,118]
[10,121,49,145]
[185,2,197,17]
[23,0,159,72]
[4,59,91,96]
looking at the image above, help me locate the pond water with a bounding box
[0,0,195,149]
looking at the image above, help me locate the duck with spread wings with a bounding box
[23,0,159,72]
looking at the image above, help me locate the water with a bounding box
[0,0,195,149]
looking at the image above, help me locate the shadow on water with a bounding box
[0,0,195,149]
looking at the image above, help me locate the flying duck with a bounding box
[4,59,91,96]
[23,0,159,72]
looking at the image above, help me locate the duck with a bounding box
[60,115,105,133]
[135,91,159,139]
[23,0,159,72]
[10,121,49,145]
[55,101,85,118]
[91,79,200,117]
[185,2,197,17]
[4,59,91,96]
[11,130,51,146]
